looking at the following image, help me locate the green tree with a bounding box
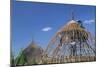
[15,49,27,66]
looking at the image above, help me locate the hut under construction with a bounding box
[42,14,96,64]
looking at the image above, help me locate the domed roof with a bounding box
[66,20,80,30]
[57,20,82,33]
[56,20,89,41]
[67,20,78,24]
[23,41,43,64]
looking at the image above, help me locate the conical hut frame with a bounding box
[42,14,96,64]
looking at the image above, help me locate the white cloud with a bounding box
[41,27,52,32]
[84,19,95,24]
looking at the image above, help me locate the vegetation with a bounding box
[15,49,27,66]
[11,48,38,66]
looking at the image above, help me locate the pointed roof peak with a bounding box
[67,20,78,25]
[26,41,37,49]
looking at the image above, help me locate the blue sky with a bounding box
[11,1,96,56]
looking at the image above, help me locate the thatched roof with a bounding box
[23,41,43,64]
[57,20,89,41]
[58,20,85,32]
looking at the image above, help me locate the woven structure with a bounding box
[23,41,43,64]
[42,18,96,63]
